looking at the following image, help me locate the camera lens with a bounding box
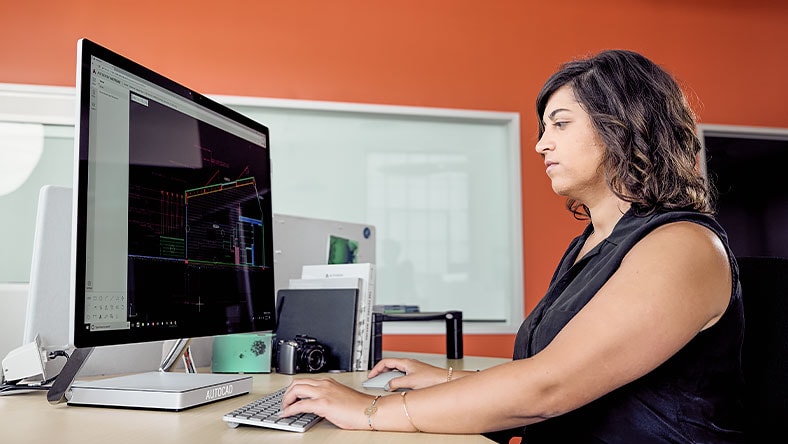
[302,347,326,372]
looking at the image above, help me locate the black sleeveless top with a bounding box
[507,210,745,443]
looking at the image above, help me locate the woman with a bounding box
[281,49,745,443]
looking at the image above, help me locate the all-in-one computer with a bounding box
[46,38,276,410]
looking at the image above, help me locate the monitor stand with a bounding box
[47,339,252,411]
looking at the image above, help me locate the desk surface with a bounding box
[0,353,507,444]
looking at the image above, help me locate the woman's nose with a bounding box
[535,134,554,153]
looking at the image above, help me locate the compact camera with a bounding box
[276,335,328,374]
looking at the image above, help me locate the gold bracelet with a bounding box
[447,366,454,382]
[401,391,420,432]
[365,395,382,430]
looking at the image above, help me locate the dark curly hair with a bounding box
[536,49,713,219]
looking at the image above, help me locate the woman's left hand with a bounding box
[280,377,376,430]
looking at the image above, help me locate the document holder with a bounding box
[275,288,359,372]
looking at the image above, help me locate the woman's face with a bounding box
[536,84,607,202]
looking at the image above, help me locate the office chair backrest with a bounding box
[737,256,788,438]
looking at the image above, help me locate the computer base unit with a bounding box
[67,372,252,411]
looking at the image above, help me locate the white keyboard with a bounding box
[222,386,323,432]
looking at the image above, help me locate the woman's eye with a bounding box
[553,121,568,129]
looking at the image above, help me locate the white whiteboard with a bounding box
[219,96,523,333]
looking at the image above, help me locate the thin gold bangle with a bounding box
[447,366,454,382]
[365,395,382,430]
[401,391,420,432]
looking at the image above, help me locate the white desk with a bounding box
[0,353,507,444]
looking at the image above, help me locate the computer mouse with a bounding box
[362,370,406,390]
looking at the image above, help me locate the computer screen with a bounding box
[70,38,276,349]
[699,125,788,259]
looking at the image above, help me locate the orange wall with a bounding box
[2,0,786,358]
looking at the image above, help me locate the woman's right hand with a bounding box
[367,358,448,391]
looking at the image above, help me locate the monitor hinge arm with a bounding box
[159,338,196,373]
[46,347,94,404]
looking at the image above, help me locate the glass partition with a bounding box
[0,85,523,333]
[0,122,73,283]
